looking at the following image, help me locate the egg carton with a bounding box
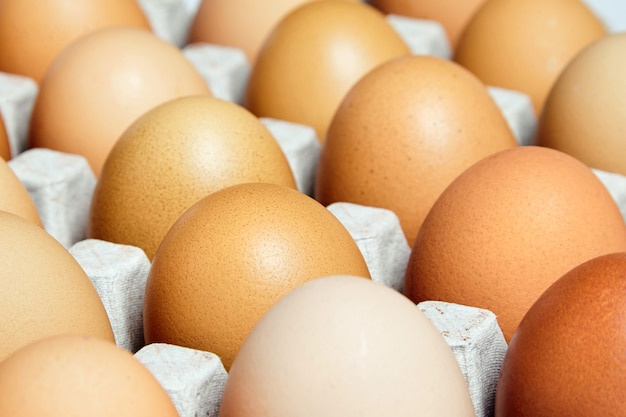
[3,3,626,417]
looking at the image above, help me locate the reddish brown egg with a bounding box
[0,0,151,83]
[29,26,211,176]
[315,55,517,246]
[404,146,626,341]
[454,0,606,114]
[495,252,626,417]
[537,32,626,175]
[0,158,42,227]
[143,182,371,370]
[0,115,10,161]
[245,0,410,141]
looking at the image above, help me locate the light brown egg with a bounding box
[0,335,179,417]
[0,0,151,83]
[188,0,358,65]
[537,32,626,175]
[315,55,517,246]
[0,211,114,362]
[89,95,296,260]
[245,0,410,141]
[454,0,606,114]
[495,252,626,417]
[143,182,371,370]
[404,146,626,341]
[220,275,475,417]
[0,115,10,161]
[29,26,211,176]
[370,0,486,49]
[0,158,42,227]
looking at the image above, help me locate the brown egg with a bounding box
[537,32,626,175]
[315,55,517,246]
[29,26,211,176]
[220,275,475,417]
[0,0,151,83]
[404,146,626,341]
[454,0,606,114]
[370,0,486,49]
[89,95,297,260]
[245,0,410,142]
[0,335,179,417]
[143,182,371,370]
[495,252,626,417]
[0,211,114,362]
[188,0,358,65]
[0,115,10,161]
[0,158,42,227]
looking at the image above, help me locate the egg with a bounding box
[143,182,371,369]
[0,158,42,226]
[88,95,296,260]
[220,275,476,417]
[0,115,10,160]
[0,211,114,362]
[404,146,626,341]
[188,0,358,65]
[0,335,179,417]
[454,0,606,114]
[370,0,486,49]
[315,55,517,246]
[537,32,626,175]
[245,0,410,141]
[495,252,626,416]
[29,26,211,176]
[0,0,151,83]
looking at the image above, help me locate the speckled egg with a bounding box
[143,182,371,370]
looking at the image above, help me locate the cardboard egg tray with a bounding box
[2,1,626,417]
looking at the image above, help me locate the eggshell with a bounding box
[537,32,626,175]
[0,211,114,362]
[143,182,371,370]
[220,275,475,417]
[454,0,606,114]
[0,0,151,83]
[0,157,42,226]
[88,95,296,260]
[495,252,626,416]
[0,335,179,417]
[315,55,517,246]
[404,146,626,341]
[188,0,358,65]
[0,115,10,160]
[28,26,211,176]
[245,0,410,141]
[370,0,486,49]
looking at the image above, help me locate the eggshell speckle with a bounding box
[537,32,626,176]
[245,0,410,141]
[0,335,179,417]
[88,95,296,260]
[143,182,371,370]
[404,146,626,341]
[495,252,626,417]
[315,55,517,246]
[0,211,114,362]
[220,275,476,417]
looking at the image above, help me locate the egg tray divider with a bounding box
[3,3,626,417]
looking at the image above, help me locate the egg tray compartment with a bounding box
[3,3,626,417]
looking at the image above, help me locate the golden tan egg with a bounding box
[245,0,410,141]
[404,146,626,341]
[29,26,211,176]
[454,0,606,114]
[143,182,371,370]
[0,211,114,362]
[315,55,517,246]
[89,95,296,260]
[0,335,179,417]
[0,115,10,161]
[0,0,151,83]
[537,32,626,175]
[0,159,42,227]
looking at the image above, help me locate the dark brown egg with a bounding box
[495,252,626,417]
